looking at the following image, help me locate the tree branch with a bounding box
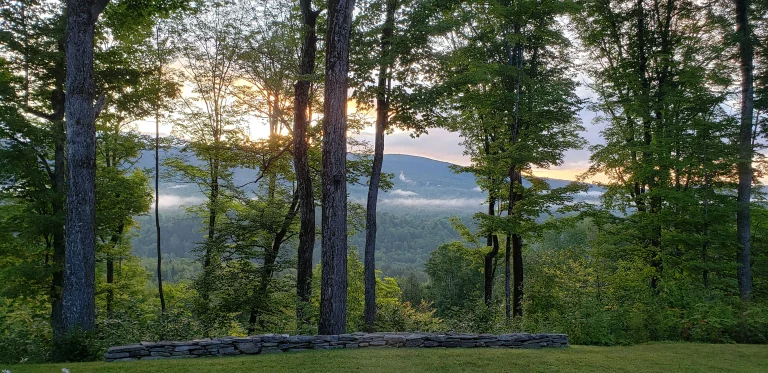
[24,107,56,122]
[91,0,111,20]
[94,92,107,119]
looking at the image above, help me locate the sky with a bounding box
[136,88,608,183]
[136,41,613,183]
[353,105,604,182]
[351,77,607,183]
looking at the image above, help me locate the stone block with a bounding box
[288,335,315,343]
[405,338,424,347]
[235,342,262,354]
[105,352,129,359]
[113,358,138,362]
[108,344,144,353]
[220,346,237,355]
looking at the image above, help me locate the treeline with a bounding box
[131,210,472,277]
[1,0,767,365]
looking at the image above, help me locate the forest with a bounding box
[1,0,767,365]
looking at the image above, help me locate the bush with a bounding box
[0,298,51,364]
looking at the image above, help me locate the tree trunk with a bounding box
[364,0,396,331]
[505,229,511,319]
[505,22,524,320]
[60,0,109,346]
[155,24,166,313]
[294,0,319,329]
[106,254,114,316]
[155,105,166,312]
[206,163,219,269]
[511,231,523,318]
[703,171,710,289]
[106,222,124,318]
[507,168,524,319]
[635,0,663,291]
[50,117,66,341]
[249,192,300,334]
[735,0,754,301]
[200,160,219,304]
[319,0,355,335]
[484,197,499,307]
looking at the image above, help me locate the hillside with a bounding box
[132,150,600,211]
[130,152,600,276]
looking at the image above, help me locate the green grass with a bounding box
[4,344,768,373]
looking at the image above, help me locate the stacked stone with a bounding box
[105,332,569,362]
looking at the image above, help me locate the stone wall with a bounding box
[105,332,568,362]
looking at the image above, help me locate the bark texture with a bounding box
[319,0,355,335]
[60,0,109,341]
[735,0,754,301]
[294,0,319,328]
[364,0,396,331]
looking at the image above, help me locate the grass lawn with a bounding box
[4,343,768,373]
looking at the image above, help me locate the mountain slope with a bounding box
[129,152,601,275]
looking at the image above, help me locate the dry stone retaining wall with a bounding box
[105,332,568,362]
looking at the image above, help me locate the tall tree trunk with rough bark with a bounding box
[57,0,109,359]
[735,0,754,301]
[319,0,355,335]
[364,0,396,331]
[294,0,319,329]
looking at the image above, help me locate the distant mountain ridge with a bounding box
[134,150,601,212]
[129,151,602,273]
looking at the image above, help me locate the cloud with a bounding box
[353,128,469,166]
[398,171,414,183]
[472,186,483,192]
[380,197,485,209]
[577,190,604,197]
[169,184,188,189]
[389,189,418,196]
[153,195,205,209]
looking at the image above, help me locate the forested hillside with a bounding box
[130,153,590,276]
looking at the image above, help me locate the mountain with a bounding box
[129,151,602,276]
[132,150,600,212]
